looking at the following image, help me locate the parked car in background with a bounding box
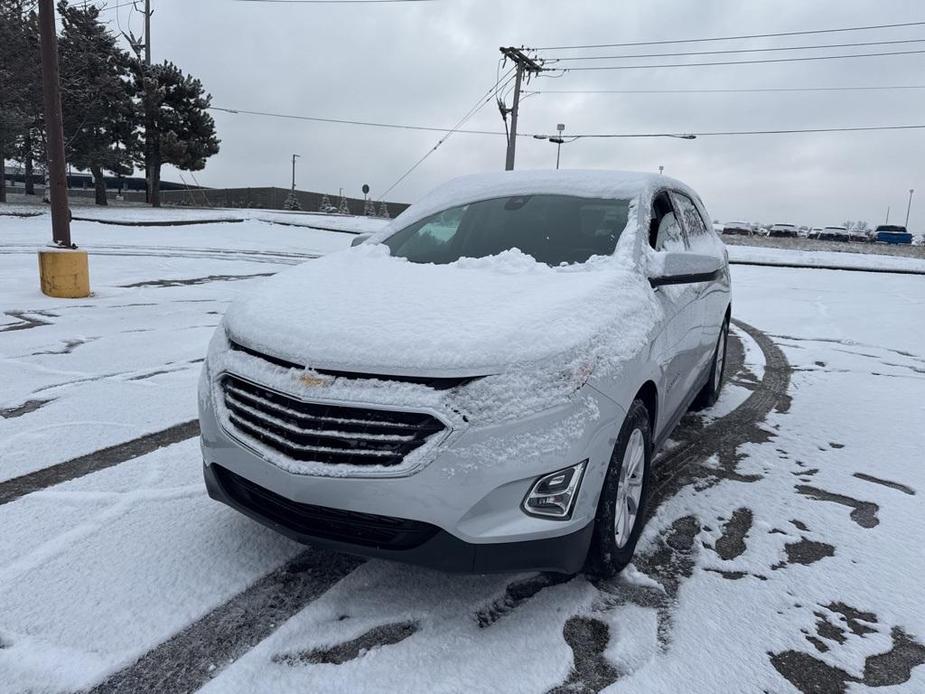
[845,227,871,243]
[874,224,913,245]
[199,170,732,578]
[814,226,851,242]
[768,223,798,238]
[722,221,753,236]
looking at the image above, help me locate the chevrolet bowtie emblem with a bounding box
[298,372,334,388]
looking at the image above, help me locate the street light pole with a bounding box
[906,188,915,228]
[291,154,300,191]
[555,123,565,169]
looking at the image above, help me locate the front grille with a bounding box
[213,465,439,549]
[221,374,445,467]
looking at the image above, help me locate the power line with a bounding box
[529,85,925,95]
[379,70,516,199]
[555,48,925,71]
[532,19,925,51]
[547,37,925,62]
[234,0,436,4]
[209,105,510,135]
[77,1,141,12]
[568,124,925,138]
[208,106,925,139]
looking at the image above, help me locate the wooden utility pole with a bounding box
[144,0,151,67]
[37,0,70,247]
[142,0,157,206]
[36,0,90,298]
[499,47,543,171]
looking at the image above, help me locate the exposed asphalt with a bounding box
[0,420,199,506]
[544,319,792,693]
[729,259,925,276]
[88,550,363,694]
[71,216,246,227]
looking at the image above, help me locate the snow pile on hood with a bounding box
[225,243,653,375]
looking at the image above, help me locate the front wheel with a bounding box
[584,400,652,579]
[691,318,729,410]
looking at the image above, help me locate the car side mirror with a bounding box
[648,252,723,288]
[350,233,372,247]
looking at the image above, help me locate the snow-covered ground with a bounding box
[728,243,925,273]
[1,208,924,693]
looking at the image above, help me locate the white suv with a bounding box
[198,171,731,577]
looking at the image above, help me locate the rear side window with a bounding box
[670,192,710,239]
[649,191,687,252]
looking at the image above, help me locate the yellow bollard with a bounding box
[38,248,91,298]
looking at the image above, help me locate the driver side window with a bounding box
[649,191,687,252]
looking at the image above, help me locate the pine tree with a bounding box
[363,197,376,216]
[377,200,390,219]
[319,194,335,213]
[283,189,301,211]
[129,59,220,207]
[58,2,136,205]
[338,194,350,215]
[0,0,36,203]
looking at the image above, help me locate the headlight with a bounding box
[522,460,586,519]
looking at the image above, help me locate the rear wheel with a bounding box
[691,318,729,410]
[585,400,652,579]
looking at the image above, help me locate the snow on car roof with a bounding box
[379,170,694,234]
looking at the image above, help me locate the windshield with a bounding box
[384,194,631,266]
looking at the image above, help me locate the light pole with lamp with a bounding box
[291,154,300,191]
[906,188,915,228]
[551,123,566,169]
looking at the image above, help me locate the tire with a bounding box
[584,400,653,579]
[691,317,729,411]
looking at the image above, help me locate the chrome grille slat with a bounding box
[225,393,417,444]
[225,382,435,432]
[228,414,398,457]
[221,375,445,467]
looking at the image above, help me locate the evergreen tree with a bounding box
[58,2,136,205]
[377,200,390,219]
[363,197,376,216]
[319,194,334,213]
[283,189,301,210]
[338,194,350,215]
[0,0,35,202]
[130,60,220,207]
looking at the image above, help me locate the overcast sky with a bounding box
[134,0,923,227]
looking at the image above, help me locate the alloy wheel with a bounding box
[614,428,645,548]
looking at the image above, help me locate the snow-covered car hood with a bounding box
[223,245,654,376]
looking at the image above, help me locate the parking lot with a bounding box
[2,209,924,693]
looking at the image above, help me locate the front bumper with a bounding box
[204,462,594,574]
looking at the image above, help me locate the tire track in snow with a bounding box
[550,319,792,693]
[0,420,199,506]
[88,550,363,694]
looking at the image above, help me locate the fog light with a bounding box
[522,461,586,520]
